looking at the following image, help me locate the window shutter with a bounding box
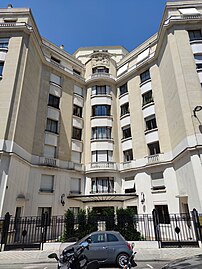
[71,151,81,163]
[44,145,56,158]
[50,73,61,85]
[40,175,54,192]
[70,178,81,193]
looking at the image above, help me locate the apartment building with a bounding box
[0,1,202,221]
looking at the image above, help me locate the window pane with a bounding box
[122,126,131,139]
[92,105,110,116]
[188,30,202,41]
[120,83,128,95]
[73,104,82,117]
[46,119,58,133]
[72,127,82,140]
[48,94,60,109]
[0,62,4,76]
[123,149,133,162]
[121,103,129,116]
[148,141,160,155]
[142,90,153,106]
[140,70,150,83]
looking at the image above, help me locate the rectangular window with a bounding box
[92,127,111,139]
[92,85,110,95]
[48,94,60,109]
[91,177,114,193]
[122,126,132,139]
[155,205,170,224]
[145,115,157,131]
[196,63,202,69]
[140,69,150,83]
[188,30,202,41]
[121,102,130,116]
[51,56,60,64]
[70,178,81,194]
[73,104,82,117]
[73,69,81,76]
[151,172,165,190]
[0,38,9,49]
[119,83,128,95]
[92,105,111,116]
[148,141,160,155]
[92,150,113,162]
[72,127,82,140]
[142,90,153,106]
[0,62,4,77]
[92,66,109,73]
[46,118,58,133]
[40,175,54,193]
[123,149,133,162]
[69,207,80,215]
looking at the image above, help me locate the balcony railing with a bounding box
[86,73,116,82]
[90,162,116,169]
[147,154,161,163]
[90,189,116,194]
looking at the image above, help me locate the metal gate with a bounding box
[153,208,201,248]
[0,212,49,251]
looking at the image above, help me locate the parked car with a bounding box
[162,254,202,268]
[63,231,135,267]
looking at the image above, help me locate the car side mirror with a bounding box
[48,253,59,261]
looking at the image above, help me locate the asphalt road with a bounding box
[0,261,168,269]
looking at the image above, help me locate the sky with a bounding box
[1,0,167,54]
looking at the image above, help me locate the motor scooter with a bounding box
[48,241,99,269]
[121,242,137,269]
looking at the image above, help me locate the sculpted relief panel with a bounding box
[91,53,110,67]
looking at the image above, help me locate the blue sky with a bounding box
[1,0,167,54]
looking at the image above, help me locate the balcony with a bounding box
[86,73,116,83]
[91,162,116,169]
[147,153,164,164]
[40,157,57,167]
[85,162,117,172]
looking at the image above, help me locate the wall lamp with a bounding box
[193,105,202,117]
[60,194,65,206]
[140,192,145,204]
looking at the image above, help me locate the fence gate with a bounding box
[153,208,201,248]
[0,212,49,251]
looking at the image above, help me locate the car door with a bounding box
[85,233,109,262]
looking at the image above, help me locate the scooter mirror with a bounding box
[86,237,92,243]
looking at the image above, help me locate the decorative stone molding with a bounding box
[91,53,110,67]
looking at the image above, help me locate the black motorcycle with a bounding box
[48,241,99,269]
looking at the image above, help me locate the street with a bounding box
[0,261,168,269]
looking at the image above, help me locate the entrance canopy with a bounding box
[67,193,137,203]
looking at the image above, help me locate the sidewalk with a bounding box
[0,242,201,265]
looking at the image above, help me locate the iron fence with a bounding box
[0,209,201,251]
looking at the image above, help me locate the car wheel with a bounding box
[116,253,129,267]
